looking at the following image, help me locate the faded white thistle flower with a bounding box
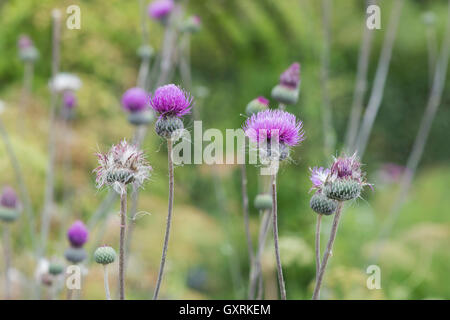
[94,140,152,194]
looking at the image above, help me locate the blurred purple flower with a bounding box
[0,186,18,209]
[121,87,149,113]
[148,0,174,20]
[243,109,304,147]
[309,167,330,191]
[150,84,193,118]
[18,35,33,50]
[379,163,406,182]
[63,91,77,109]
[279,62,300,89]
[67,220,89,248]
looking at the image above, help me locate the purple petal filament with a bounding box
[150,84,193,118]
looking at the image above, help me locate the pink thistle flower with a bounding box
[330,153,363,182]
[148,0,174,20]
[243,109,305,147]
[63,91,77,109]
[18,35,33,50]
[279,62,300,89]
[121,87,149,113]
[150,84,193,119]
[309,167,330,192]
[67,220,89,248]
[94,140,152,194]
[0,186,18,209]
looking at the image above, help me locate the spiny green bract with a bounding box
[64,247,87,264]
[324,179,361,201]
[310,192,338,215]
[155,116,184,140]
[94,246,116,265]
[271,84,299,105]
[48,262,64,276]
[0,207,19,223]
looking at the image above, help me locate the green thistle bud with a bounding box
[137,44,154,59]
[128,110,155,126]
[271,85,299,105]
[155,116,184,140]
[19,47,39,62]
[324,179,362,201]
[245,97,269,116]
[64,247,87,264]
[94,246,116,265]
[0,207,19,223]
[48,262,64,276]
[254,194,273,210]
[310,192,338,215]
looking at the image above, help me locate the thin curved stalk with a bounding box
[241,163,254,278]
[103,265,111,300]
[153,139,174,300]
[315,214,323,277]
[344,0,376,151]
[271,174,286,300]
[354,0,404,158]
[3,225,11,299]
[312,202,343,300]
[119,190,127,300]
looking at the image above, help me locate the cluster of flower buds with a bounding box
[0,186,21,223]
[271,62,301,106]
[121,87,154,126]
[309,153,372,215]
[64,220,89,264]
[17,35,39,63]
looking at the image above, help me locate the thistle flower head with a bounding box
[121,87,149,113]
[182,15,202,33]
[0,186,18,209]
[148,0,174,20]
[67,220,89,248]
[309,167,330,192]
[330,153,363,182]
[150,84,193,119]
[94,139,152,194]
[246,96,269,115]
[279,62,300,89]
[18,35,33,50]
[63,91,77,109]
[243,109,304,147]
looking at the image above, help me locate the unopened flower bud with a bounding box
[254,194,273,210]
[324,179,362,201]
[48,262,64,276]
[246,96,269,116]
[310,192,338,215]
[94,246,116,265]
[64,247,87,264]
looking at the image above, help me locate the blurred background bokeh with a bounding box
[0,0,449,299]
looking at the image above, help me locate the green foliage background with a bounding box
[0,0,449,299]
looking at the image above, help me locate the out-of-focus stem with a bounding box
[320,0,336,157]
[40,9,62,256]
[315,214,323,277]
[153,139,174,300]
[344,0,376,151]
[312,202,343,300]
[3,225,11,299]
[354,0,404,158]
[241,163,254,277]
[103,265,111,300]
[371,0,450,261]
[119,189,127,300]
[271,174,286,300]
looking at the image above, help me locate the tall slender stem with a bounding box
[40,9,62,256]
[3,225,11,299]
[312,202,343,300]
[354,0,404,157]
[241,163,254,275]
[271,174,286,300]
[153,139,174,300]
[103,265,111,300]
[315,214,323,277]
[344,0,376,151]
[119,189,127,300]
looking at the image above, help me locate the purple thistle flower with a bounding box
[279,62,300,89]
[243,109,305,147]
[94,139,152,194]
[150,84,193,119]
[148,0,174,20]
[67,220,89,248]
[330,153,362,181]
[63,91,77,109]
[18,35,33,50]
[309,167,330,192]
[0,186,18,209]
[121,87,149,113]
